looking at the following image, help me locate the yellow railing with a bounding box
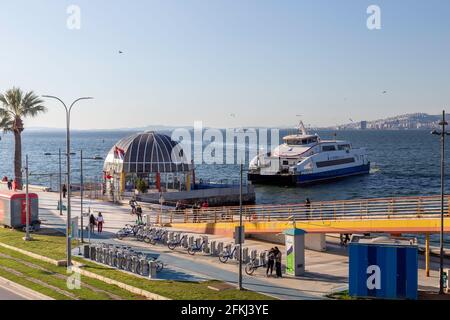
[159,195,450,225]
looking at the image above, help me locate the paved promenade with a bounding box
[6,185,447,299]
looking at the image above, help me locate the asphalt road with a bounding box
[0,286,26,300]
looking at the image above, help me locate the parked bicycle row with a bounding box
[117,225,279,276]
[82,242,164,278]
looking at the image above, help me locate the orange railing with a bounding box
[158,195,450,225]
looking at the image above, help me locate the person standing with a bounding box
[274,247,282,278]
[7,179,12,190]
[96,212,104,233]
[266,248,275,277]
[136,205,143,223]
[305,198,312,219]
[62,184,67,198]
[89,214,96,234]
[129,197,137,215]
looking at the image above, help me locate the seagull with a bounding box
[382,90,387,94]
[119,51,124,54]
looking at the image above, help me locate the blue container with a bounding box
[349,239,418,300]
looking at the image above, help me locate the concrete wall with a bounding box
[249,233,327,252]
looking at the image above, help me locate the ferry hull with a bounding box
[248,163,370,186]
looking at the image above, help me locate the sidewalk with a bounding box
[8,184,447,299]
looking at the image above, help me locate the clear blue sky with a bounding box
[1,0,449,129]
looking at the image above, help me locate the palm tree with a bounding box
[0,87,47,189]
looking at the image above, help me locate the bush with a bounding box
[135,178,148,194]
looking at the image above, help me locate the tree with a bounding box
[0,87,47,189]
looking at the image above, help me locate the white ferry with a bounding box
[248,122,370,185]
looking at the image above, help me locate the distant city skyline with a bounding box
[1,1,450,130]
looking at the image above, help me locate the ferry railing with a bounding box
[166,195,450,224]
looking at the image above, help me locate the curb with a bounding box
[71,266,170,300]
[0,275,54,300]
[0,242,66,266]
[0,242,170,300]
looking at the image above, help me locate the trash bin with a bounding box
[349,236,418,300]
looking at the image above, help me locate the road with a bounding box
[0,286,26,300]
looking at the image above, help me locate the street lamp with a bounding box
[238,162,250,291]
[23,154,32,241]
[431,110,450,295]
[80,149,103,243]
[42,95,93,267]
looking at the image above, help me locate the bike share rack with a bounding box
[82,243,161,279]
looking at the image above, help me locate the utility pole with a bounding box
[59,149,63,216]
[239,162,243,290]
[431,110,449,295]
[23,155,32,241]
[80,149,84,243]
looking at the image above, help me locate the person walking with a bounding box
[274,247,283,278]
[7,179,12,190]
[266,248,275,277]
[89,214,96,234]
[96,212,104,233]
[136,205,143,223]
[62,184,67,198]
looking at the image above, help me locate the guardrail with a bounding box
[158,195,450,224]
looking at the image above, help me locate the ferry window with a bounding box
[322,145,336,151]
[283,160,289,165]
[338,144,350,150]
[302,139,307,145]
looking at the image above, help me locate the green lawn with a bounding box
[326,290,356,300]
[0,227,70,260]
[0,228,274,300]
[0,246,145,300]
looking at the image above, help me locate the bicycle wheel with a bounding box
[168,242,177,250]
[218,253,229,263]
[143,236,151,244]
[155,261,164,272]
[187,247,196,255]
[245,263,256,276]
[149,238,157,246]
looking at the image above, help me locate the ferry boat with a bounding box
[248,122,370,185]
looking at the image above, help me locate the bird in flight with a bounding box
[119,51,124,54]
[382,90,387,94]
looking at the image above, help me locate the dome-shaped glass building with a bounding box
[103,131,193,195]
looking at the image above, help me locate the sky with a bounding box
[0,0,450,130]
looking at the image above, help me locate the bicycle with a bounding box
[167,234,187,251]
[245,257,267,276]
[218,245,237,263]
[145,229,167,245]
[187,238,207,255]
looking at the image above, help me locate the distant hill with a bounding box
[331,113,448,130]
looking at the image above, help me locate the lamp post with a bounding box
[431,110,449,295]
[42,95,93,267]
[23,154,32,241]
[239,162,243,290]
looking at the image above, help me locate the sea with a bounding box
[0,129,449,206]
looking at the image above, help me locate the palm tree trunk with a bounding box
[14,130,23,190]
